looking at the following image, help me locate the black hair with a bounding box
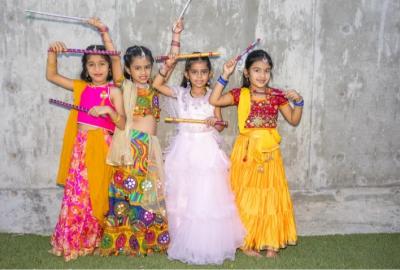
[180,52,212,88]
[242,49,274,88]
[80,45,112,82]
[123,45,154,79]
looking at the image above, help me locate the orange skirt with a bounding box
[230,129,297,251]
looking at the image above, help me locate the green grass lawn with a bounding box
[0,233,399,269]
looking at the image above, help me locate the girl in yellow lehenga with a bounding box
[209,49,303,258]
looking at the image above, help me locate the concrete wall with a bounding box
[0,0,399,235]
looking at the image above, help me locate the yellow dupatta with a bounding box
[237,87,282,163]
[56,80,86,186]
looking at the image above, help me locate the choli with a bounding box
[133,87,161,120]
[77,82,116,132]
[230,87,288,129]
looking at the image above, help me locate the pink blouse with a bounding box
[77,83,116,132]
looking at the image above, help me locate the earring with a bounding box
[186,80,191,88]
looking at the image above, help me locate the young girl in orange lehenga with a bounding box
[47,41,125,261]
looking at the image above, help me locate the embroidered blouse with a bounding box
[132,87,161,120]
[230,87,288,128]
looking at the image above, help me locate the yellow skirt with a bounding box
[230,129,297,251]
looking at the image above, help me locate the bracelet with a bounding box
[99,26,109,33]
[112,113,121,124]
[114,75,124,87]
[217,75,228,87]
[171,40,180,47]
[158,69,167,78]
[293,99,304,107]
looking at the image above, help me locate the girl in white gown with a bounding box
[153,53,245,265]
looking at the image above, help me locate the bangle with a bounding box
[293,99,304,107]
[158,69,167,78]
[171,40,180,47]
[114,75,124,87]
[217,75,228,87]
[112,113,121,124]
[99,26,109,33]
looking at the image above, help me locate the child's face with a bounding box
[245,59,271,89]
[185,61,211,89]
[86,55,110,85]
[128,56,152,85]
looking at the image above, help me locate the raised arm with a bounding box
[279,90,303,126]
[209,58,237,107]
[87,17,123,86]
[46,41,74,91]
[170,18,183,56]
[153,55,178,97]
[153,19,184,97]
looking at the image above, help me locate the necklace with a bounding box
[251,87,270,95]
[134,82,150,89]
[190,89,206,98]
[89,82,108,88]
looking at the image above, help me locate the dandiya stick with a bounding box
[49,98,89,113]
[49,98,107,118]
[48,48,121,56]
[156,52,220,62]
[165,117,228,127]
[236,38,261,61]
[49,98,108,118]
[172,0,193,31]
[25,9,87,22]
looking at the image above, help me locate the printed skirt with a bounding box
[100,129,169,256]
[50,129,111,261]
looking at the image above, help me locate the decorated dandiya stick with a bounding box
[156,52,220,62]
[49,98,89,113]
[236,38,261,61]
[47,48,121,56]
[165,117,228,127]
[172,0,193,31]
[25,9,87,22]
[50,98,107,118]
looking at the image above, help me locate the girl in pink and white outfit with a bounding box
[153,48,245,264]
